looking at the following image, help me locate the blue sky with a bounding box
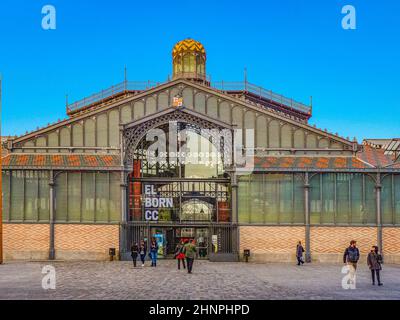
[0,0,399,141]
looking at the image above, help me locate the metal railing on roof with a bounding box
[66,80,163,114]
[66,78,312,116]
[211,81,311,115]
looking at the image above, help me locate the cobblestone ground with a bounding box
[0,260,399,300]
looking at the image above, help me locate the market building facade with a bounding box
[2,39,400,263]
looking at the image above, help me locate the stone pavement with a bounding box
[0,260,399,300]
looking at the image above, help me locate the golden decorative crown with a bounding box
[172,39,206,59]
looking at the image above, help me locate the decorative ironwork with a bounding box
[123,110,233,169]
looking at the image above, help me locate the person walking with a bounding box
[184,239,197,274]
[174,240,186,270]
[131,242,139,268]
[150,238,159,267]
[343,240,360,285]
[139,240,147,267]
[367,246,383,286]
[296,241,305,266]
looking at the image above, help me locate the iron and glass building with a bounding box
[2,39,400,262]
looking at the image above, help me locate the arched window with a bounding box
[181,199,213,221]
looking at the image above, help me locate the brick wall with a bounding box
[3,224,50,260]
[382,228,400,264]
[55,224,120,260]
[239,226,305,262]
[3,223,120,261]
[238,226,400,263]
[310,226,377,263]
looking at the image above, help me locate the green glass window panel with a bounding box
[256,116,268,148]
[322,174,335,223]
[219,102,230,124]
[82,172,95,222]
[121,105,132,123]
[38,171,50,221]
[194,93,206,114]
[145,97,157,116]
[24,171,38,221]
[293,130,305,148]
[279,174,293,223]
[268,120,279,148]
[365,175,376,224]
[84,119,95,149]
[158,93,169,111]
[182,88,193,110]
[133,101,145,120]
[250,174,264,223]
[55,173,68,221]
[183,54,190,72]
[394,175,400,225]
[381,175,393,224]
[60,128,70,147]
[281,125,292,148]
[97,114,108,147]
[310,175,321,224]
[95,172,109,222]
[207,97,218,118]
[109,172,121,222]
[36,137,47,153]
[48,132,59,153]
[306,134,317,148]
[72,124,83,147]
[189,55,195,72]
[23,141,34,153]
[350,174,364,224]
[336,173,350,223]
[293,175,305,223]
[10,171,24,220]
[68,173,81,222]
[238,176,250,223]
[264,174,279,223]
[2,171,10,221]
[109,110,120,148]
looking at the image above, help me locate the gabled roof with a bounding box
[9,79,354,148]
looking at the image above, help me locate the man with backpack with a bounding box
[343,240,360,285]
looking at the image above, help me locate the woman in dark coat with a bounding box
[150,238,159,267]
[139,240,147,267]
[367,246,383,286]
[296,241,305,266]
[131,242,139,267]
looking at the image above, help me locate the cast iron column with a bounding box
[231,172,239,258]
[376,172,383,259]
[49,170,55,260]
[119,124,128,260]
[304,172,311,263]
[120,171,128,260]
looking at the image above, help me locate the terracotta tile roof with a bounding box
[253,156,374,170]
[356,145,397,168]
[1,154,121,169]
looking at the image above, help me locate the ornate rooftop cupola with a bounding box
[172,38,208,85]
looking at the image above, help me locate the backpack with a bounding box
[347,248,359,263]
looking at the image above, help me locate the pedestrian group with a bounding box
[296,239,383,286]
[130,238,198,274]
